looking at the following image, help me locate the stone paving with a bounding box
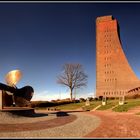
[84,109,140,138]
[1,107,140,138]
[0,111,100,138]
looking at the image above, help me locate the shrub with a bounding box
[87,97,94,101]
[94,97,99,101]
[72,99,80,103]
[98,96,103,101]
[79,98,86,102]
[125,94,140,99]
[31,100,73,108]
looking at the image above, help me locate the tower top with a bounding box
[96,15,113,23]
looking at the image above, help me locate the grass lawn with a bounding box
[54,100,102,111]
[54,102,85,110]
[34,102,86,110]
[34,100,102,111]
[82,101,102,111]
[34,98,140,112]
[97,99,119,110]
[113,98,140,112]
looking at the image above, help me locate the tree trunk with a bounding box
[70,88,73,101]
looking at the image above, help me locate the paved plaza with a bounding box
[0,108,140,138]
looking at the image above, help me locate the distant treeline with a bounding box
[31,100,75,108]
[31,97,97,108]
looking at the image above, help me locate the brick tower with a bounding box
[96,15,140,98]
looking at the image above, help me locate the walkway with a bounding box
[0,111,100,138]
[84,109,140,138]
[1,107,140,138]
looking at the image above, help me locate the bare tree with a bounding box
[57,64,88,101]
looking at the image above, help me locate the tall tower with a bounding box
[96,15,140,98]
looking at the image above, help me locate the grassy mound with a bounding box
[82,101,101,111]
[97,100,118,110]
[32,98,140,112]
[113,99,140,112]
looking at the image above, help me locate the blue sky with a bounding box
[0,2,140,101]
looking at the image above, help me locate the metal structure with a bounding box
[0,70,34,109]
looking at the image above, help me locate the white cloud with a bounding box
[31,90,95,101]
[76,92,95,99]
[31,90,70,101]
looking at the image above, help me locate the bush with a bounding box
[98,96,103,101]
[108,97,115,100]
[72,99,80,103]
[79,98,86,102]
[31,100,73,108]
[87,97,94,101]
[31,101,53,108]
[125,94,140,99]
[94,97,99,101]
